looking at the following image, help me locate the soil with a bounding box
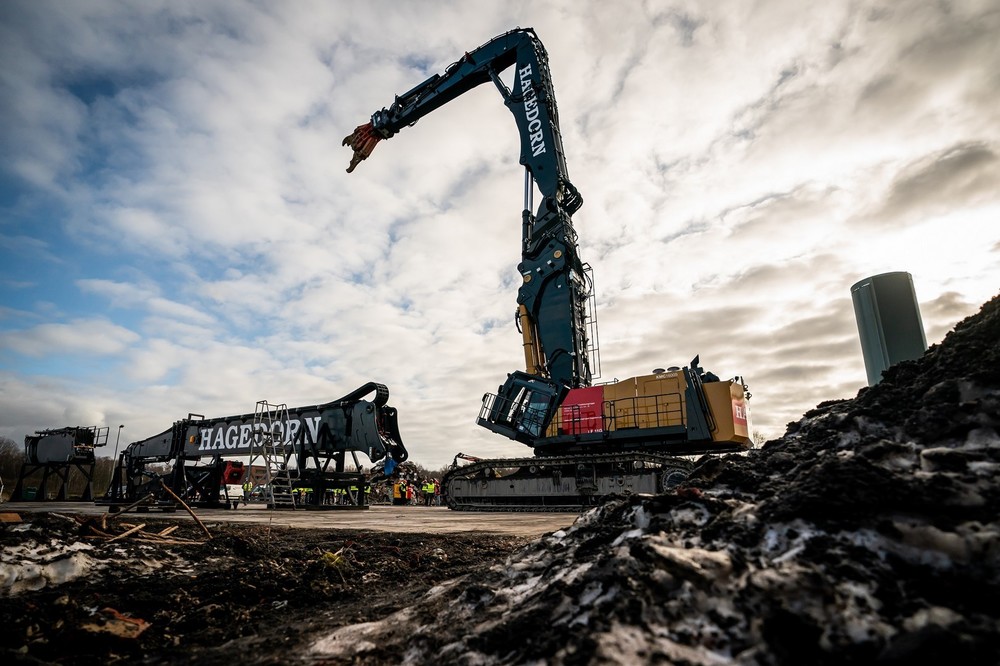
[3,294,999,665]
[0,515,530,664]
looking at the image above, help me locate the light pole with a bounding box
[112,424,125,461]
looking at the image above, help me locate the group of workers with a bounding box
[239,480,368,506]
[391,477,441,506]
[235,472,445,507]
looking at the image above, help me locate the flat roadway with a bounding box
[1,501,579,538]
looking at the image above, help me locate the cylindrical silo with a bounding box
[851,271,928,386]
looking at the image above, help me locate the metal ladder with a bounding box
[250,401,297,509]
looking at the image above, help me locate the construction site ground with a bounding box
[0,501,576,665]
[1,501,575,536]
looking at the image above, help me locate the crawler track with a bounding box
[442,453,694,512]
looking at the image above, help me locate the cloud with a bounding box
[875,143,1000,223]
[0,234,62,266]
[0,318,139,357]
[77,278,215,325]
[0,372,114,435]
[1,1,999,468]
[920,290,979,343]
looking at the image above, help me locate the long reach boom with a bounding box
[345,27,596,441]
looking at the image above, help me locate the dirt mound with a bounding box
[312,295,1000,665]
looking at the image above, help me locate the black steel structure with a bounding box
[13,426,109,501]
[98,383,406,512]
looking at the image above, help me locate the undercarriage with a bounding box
[442,452,695,512]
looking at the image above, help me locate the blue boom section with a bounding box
[344,28,594,441]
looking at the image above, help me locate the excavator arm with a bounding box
[345,28,596,443]
[344,28,573,199]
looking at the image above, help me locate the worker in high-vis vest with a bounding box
[392,479,405,506]
[422,480,436,506]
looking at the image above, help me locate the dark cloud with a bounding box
[854,73,924,119]
[875,142,1000,223]
[923,290,975,321]
[722,253,848,300]
[895,4,1000,81]
[750,361,840,388]
[727,60,810,143]
[598,301,761,369]
[920,290,987,342]
[855,2,1000,124]
[729,307,860,375]
[777,307,856,340]
[751,338,861,380]
[646,7,705,47]
[658,220,709,245]
[727,187,840,244]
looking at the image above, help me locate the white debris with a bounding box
[0,540,101,595]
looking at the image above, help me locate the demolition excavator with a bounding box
[344,28,751,510]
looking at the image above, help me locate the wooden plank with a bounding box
[107,523,146,542]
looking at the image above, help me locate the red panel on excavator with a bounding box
[222,461,245,484]
[560,386,605,435]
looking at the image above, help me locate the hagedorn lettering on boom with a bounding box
[103,381,407,511]
[518,64,546,157]
[196,416,323,453]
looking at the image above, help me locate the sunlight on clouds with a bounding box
[0,373,108,431]
[1,0,998,466]
[124,338,183,383]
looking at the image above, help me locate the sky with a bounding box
[1,0,998,470]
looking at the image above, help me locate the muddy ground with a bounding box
[0,514,530,664]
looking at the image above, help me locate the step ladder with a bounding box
[250,401,297,509]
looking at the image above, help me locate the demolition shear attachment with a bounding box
[343,122,384,173]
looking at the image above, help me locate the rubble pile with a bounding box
[313,295,1000,665]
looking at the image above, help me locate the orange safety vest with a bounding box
[393,482,403,499]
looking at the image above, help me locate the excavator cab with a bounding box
[478,371,567,444]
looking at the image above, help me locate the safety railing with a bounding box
[604,392,686,431]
